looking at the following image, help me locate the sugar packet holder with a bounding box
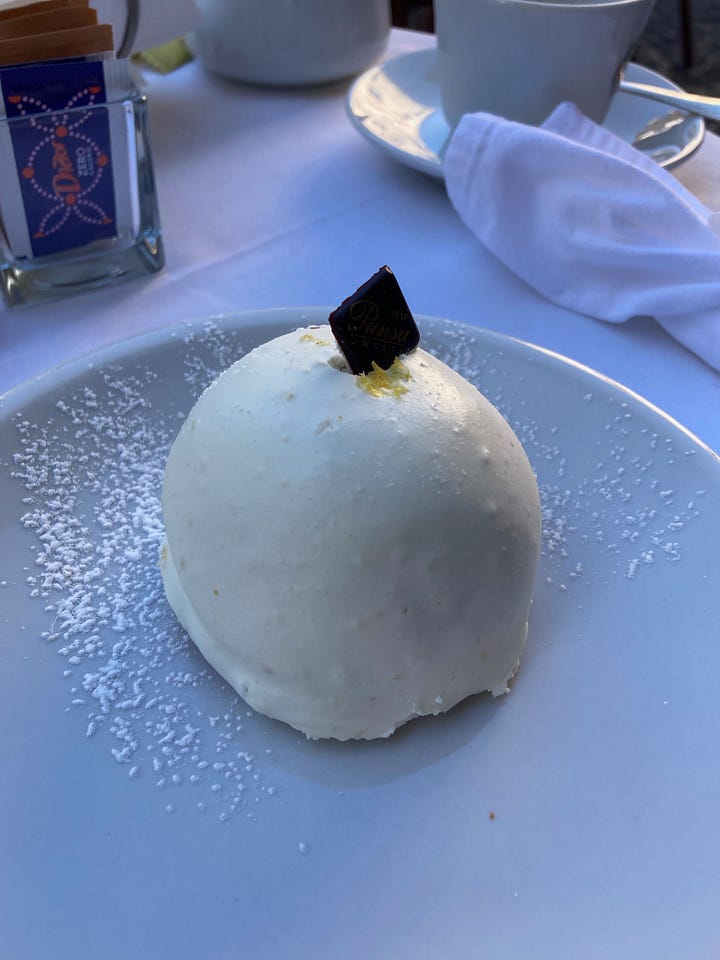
[0,51,163,303]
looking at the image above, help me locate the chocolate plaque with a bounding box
[329,266,420,374]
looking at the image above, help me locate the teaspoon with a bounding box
[618,69,720,123]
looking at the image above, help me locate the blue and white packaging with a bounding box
[0,55,137,261]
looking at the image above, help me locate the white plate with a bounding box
[347,49,706,176]
[1,310,719,960]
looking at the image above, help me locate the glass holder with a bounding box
[0,59,163,306]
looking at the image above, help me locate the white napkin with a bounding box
[444,101,720,372]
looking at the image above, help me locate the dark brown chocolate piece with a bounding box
[329,266,420,375]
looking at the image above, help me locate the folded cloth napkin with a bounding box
[443,101,720,372]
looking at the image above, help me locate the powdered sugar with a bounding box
[435,323,704,589]
[11,333,278,822]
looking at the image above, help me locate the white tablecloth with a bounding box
[1,28,718,452]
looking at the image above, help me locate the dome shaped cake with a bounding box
[160,324,541,740]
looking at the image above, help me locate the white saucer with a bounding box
[347,48,705,177]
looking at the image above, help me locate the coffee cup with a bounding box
[188,0,391,87]
[434,0,655,129]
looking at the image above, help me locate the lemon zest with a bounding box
[357,358,411,398]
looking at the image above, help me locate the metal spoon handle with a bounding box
[618,76,720,122]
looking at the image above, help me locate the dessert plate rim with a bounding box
[1,308,717,464]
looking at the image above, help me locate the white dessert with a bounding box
[161,325,541,740]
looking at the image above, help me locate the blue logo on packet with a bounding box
[1,61,117,258]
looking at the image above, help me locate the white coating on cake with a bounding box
[160,326,541,740]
